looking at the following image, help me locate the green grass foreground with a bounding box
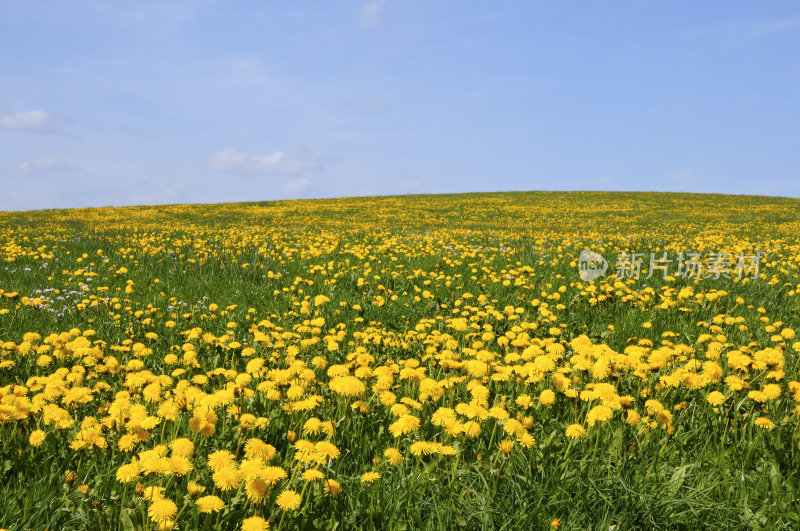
[1,191,799,530]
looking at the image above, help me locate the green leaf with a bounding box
[119,507,135,531]
[668,464,690,496]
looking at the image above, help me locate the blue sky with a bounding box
[1,1,799,211]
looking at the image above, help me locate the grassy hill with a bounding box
[1,191,799,529]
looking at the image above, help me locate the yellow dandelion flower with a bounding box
[155,519,177,531]
[444,420,464,437]
[28,429,46,447]
[148,498,177,522]
[196,495,225,513]
[245,477,269,504]
[116,462,140,483]
[388,414,420,437]
[502,418,525,438]
[140,455,171,476]
[207,450,236,471]
[539,389,556,406]
[302,417,322,435]
[241,516,270,531]
[169,456,193,476]
[187,480,206,496]
[143,486,165,501]
[565,424,587,439]
[748,390,767,403]
[117,434,136,452]
[244,438,277,461]
[261,466,288,485]
[462,420,482,438]
[706,391,726,406]
[498,439,514,454]
[379,391,397,406]
[275,489,302,511]
[586,405,613,427]
[516,432,536,448]
[212,466,241,491]
[655,410,673,428]
[315,441,341,460]
[763,384,781,400]
[431,407,457,426]
[384,447,403,466]
[360,471,381,484]
[515,394,532,409]
[168,437,195,457]
[755,417,775,430]
[329,375,366,397]
[410,441,435,456]
[439,445,457,456]
[644,400,664,415]
[323,478,341,496]
[303,468,325,481]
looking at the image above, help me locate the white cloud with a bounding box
[399,179,424,194]
[14,155,80,176]
[359,0,386,28]
[283,177,311,195]
[209,148,323,175]
[0,110,67,134]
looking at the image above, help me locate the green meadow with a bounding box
[1,191,800,530]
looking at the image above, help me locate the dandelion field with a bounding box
[2,191,800,530]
